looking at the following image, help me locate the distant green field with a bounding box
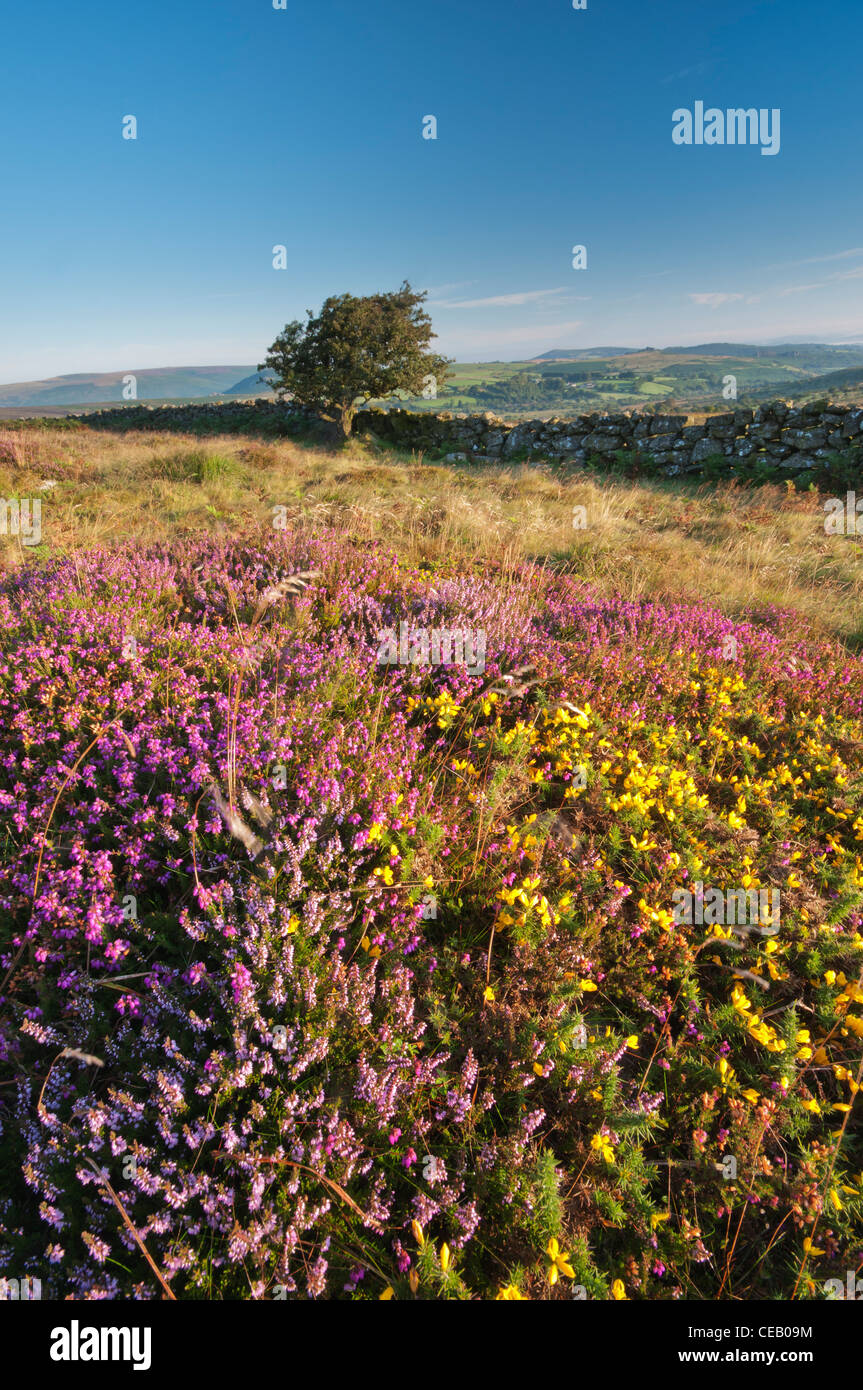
[384,348,861,416]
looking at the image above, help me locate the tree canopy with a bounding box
[260,282,452,437]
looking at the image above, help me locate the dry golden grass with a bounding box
[1,423,862,646]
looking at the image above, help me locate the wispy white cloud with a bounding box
[658,60,715,86]
[424,280,478,298]
[777,264,863,297]
[777,281,829,298]
[768,247,863,272]
[688,292,745,309]
[428,287,574,310]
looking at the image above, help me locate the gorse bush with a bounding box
[0,532,861,1299]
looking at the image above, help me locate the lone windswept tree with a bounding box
[260,282,452,438]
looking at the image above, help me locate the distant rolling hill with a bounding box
[223,369,277,395]
[529,347,641,361]
[658,342,863,370]
[0,366,257,407]
[750,363,863,402]
[530,343,863,371]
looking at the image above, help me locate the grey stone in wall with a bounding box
[782,428,827,450]
[648,416,689,434]
[691,437,726,463]
[707,414,738,437]
[644,433,680,452]
[582,432,624,453]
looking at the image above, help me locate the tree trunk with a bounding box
[339,404,356,439]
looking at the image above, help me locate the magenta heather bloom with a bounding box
[0,528,858,1301]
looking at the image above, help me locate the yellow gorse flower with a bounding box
[546,1237,575,1286]
[591,1131,615,1163]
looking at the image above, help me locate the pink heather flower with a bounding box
[82,1232,111,1263]
[39,1203,65,1232]
[84,906,105,944]
[230,962,253,1001]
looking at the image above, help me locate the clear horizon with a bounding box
[3,0,862,380]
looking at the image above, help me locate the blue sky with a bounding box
[2,0,862,380]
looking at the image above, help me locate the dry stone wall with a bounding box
[73,398,863,482]
[354,402,863,476]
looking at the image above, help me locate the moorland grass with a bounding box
[1,423,862,646]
